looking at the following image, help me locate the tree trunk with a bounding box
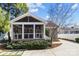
[8,32,11,43]
[51,27,58,45]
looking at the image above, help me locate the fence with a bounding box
[58,34,79,41]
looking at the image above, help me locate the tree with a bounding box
[0,3,28,18]
[0,7,10,33]
[47,3,78,44]
[14,3,28,13]
[0,3,28,42]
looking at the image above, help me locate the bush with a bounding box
[75,38,79,43]
[5,41,28,49]
[45,29,49,36]
[5,40,49,49]
[26,40,48,49]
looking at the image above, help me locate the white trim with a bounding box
[11,24,13,40]
[44,24,45,39]
[12,22,44,25]
[11,13,29,22]
[22,24,24,39]
[33,24,35,39]
[11,12,45,23]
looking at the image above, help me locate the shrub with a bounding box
[5,41,27,49]
[26,40,48,49]
[75,38,79,43]
[45,29,49,36]
[5,40,49,49]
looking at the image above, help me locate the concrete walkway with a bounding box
[22,40,79,56]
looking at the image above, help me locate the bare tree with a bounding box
[47,3,78,43]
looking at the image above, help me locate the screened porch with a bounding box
[12,24,44,40]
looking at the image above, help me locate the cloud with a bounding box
[46,15,49,19]
[27,3,37,8]
[35,3,45,9]
[28,3,45,9]
[27,3,45,13]
[71,4,78,9]
[30,8,39,12]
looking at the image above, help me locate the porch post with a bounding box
[11,24,13,40]
[22,24,24,39]
[33,24,35,39]
[44,24,45,39]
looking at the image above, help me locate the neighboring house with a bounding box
[10,12,46,40]
[45,21,58,39]
[58,26,79,40]
[59,27,79,34]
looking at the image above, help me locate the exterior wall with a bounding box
[58,34,79,41]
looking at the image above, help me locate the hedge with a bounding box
[75,38,79,43]
[5,40,49,50]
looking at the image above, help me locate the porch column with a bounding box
[11,24,13,40]
[44,24,45,39]
[33,24,35,39]
[22,24,24,39]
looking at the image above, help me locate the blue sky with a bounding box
[28,3,79,25]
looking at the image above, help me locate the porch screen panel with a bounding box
[35,25,43,38]
[13,25,22,39]
[24,25,33,39]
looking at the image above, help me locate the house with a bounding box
[45,21,58,39]
[10,12,46,40]
[59,27,79,34]
[58,26,79,40]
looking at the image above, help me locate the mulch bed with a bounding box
[51,43,62,48]
[51,39,62,48]
[0,44,5,50]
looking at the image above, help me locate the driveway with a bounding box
[22,40,79,56]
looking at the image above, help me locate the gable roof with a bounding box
[11,12,45,23]
[46,21,58,27]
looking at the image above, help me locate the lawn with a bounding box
[0,49,24,56]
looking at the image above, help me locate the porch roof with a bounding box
[11,12,45,23]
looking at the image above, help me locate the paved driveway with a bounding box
[22,40,79,56]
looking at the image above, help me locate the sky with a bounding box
[28,3,79,26]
